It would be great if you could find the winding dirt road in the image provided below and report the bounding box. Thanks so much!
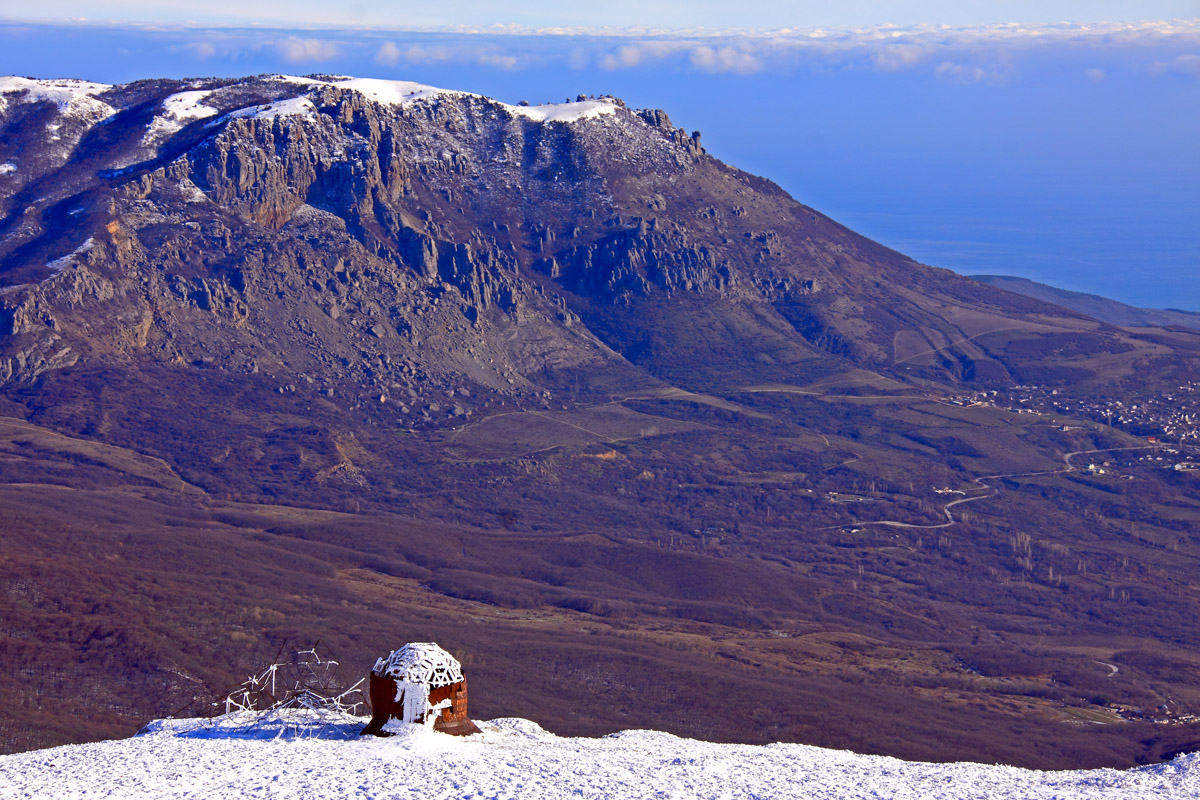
[830,445,1157,531]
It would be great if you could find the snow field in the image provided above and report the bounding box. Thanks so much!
[162,90,219,124]
[505,99,618,123]
[329,76,617,122]
[231,96,320,121]
[269,74,618,124]
[0,712,1196,800]
[140,90,220,146]
[0,77,114,124]
[333,77,465,107]
[1,74,619,137]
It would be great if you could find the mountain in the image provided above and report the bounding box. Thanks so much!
[972,274,1200,331]
[2,74,1180,395]
[2,75,1200,768]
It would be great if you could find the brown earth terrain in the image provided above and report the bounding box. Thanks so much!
[1,75,1199,767]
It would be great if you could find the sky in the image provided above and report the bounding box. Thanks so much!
[1,3,1198,310]
[8,0,1200,28]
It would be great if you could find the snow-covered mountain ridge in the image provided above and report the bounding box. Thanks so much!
[0,74,619,125]
[0,711,1197,799]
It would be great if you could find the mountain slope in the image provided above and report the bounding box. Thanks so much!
[0,74,1175,397]
[2,75,1200,767]
[972,274,1200,331]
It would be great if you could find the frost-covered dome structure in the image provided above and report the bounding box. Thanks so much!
[360,641,479,737]
[375,642,464,687]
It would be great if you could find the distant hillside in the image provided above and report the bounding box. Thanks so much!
[972,275,1200,330]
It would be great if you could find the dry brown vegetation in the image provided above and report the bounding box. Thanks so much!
[3,363,1200,768]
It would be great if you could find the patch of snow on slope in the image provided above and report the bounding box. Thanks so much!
[45,238,94,276]
[272,75,616,124]
[143,90,219,146]
[0,76,114,125]
[231,96,318,121]
[504,99,619,123]
[162,90,218,124]
[0,162,15,176]
[333,77,462,106]
[0,711,1198,799]
[326,76,618,122]
[263,75,454,105]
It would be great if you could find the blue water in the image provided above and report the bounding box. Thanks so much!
[658,69,1200,311]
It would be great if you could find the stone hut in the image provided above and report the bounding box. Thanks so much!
[360,642,480,736]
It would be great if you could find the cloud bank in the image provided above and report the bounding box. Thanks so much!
[343,20,1200,80]
[278,37,339,63]
[10,17,1199,81]
[557,20,1200,79]
[372,40,525,70]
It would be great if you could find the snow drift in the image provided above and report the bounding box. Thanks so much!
[0,710,1196,799]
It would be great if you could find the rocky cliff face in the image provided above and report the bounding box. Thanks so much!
[0,74,1183,414]
[0,78,641,413]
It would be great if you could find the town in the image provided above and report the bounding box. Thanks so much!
[947,381,1200,467]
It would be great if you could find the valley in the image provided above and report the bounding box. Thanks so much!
[1,74,1198,768]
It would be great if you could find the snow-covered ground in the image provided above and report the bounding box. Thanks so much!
[0,76,115,136]
[230,95,320,121]
[267,75,619,123]
[0,711,1195,799]
[142,89,220,145]
[1,74,618,133]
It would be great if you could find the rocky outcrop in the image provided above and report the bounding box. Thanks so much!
[537,219,732,301]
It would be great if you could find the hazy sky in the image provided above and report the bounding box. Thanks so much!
[9,0,1200,28]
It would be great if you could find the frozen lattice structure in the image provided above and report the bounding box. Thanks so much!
[361,642,480,737]
[215,646,365,718]
[165,644,366,740]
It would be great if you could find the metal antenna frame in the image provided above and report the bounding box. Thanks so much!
[169,640,368,739]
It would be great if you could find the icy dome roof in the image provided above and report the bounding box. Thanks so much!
[374,642,464,687]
